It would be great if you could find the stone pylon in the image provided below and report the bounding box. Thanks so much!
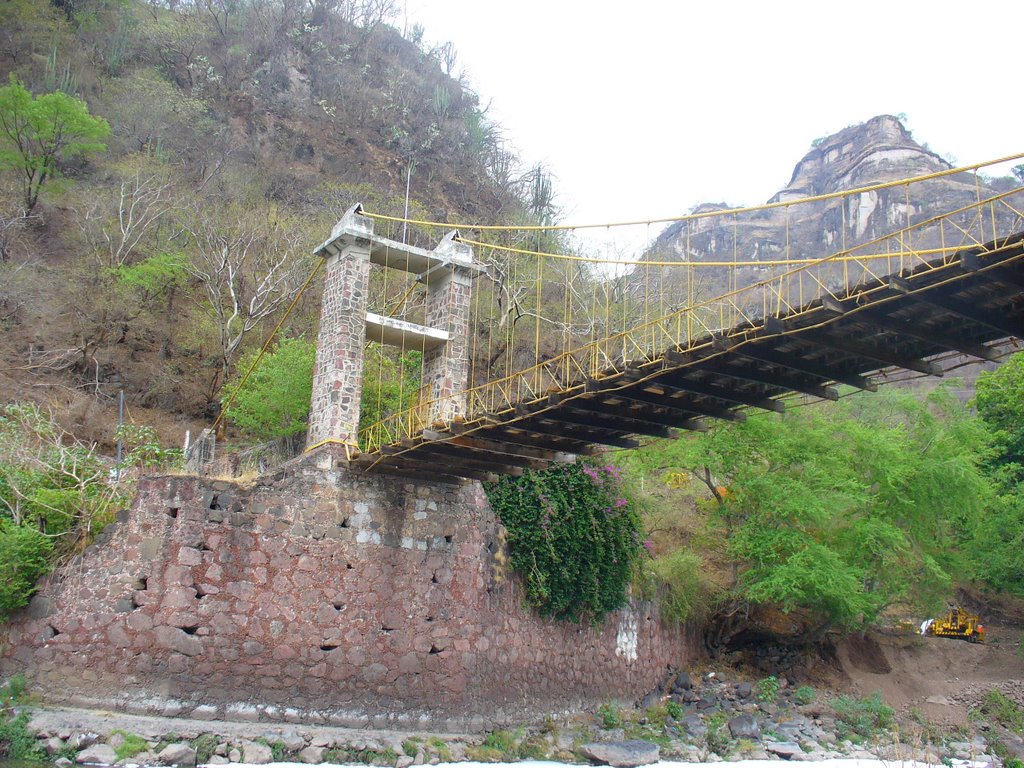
[422,232,475,424]
[307,205,478,455]
[306,205,373,452]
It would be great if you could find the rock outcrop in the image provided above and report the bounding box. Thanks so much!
[642,115,1021,302]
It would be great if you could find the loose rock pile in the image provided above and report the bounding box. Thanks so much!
[12,670,1018,768]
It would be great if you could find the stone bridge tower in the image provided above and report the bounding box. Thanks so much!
[306,204,477,454]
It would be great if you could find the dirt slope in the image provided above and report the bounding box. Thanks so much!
[836,625,1023,725]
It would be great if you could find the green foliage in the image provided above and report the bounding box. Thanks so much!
[665,699,684,720]
[0,710,43,760]
[481,730,516,754]
[359,345,421,448]
[0,75,110,211]
[191,733,219,764]
[704,710,732,756]
[794,685,816,705]
[269,740,287,761]
[115,423,182,470]
[221,337,316,441]
[831,692,894,741]
[596,700,622,729]
[426,737,451,762]
[972,352,1024,593]
[653,550,718,623]
[979,689,1024,735]
[0,521,53,619]
[975,352,1024,472]
[0,674,27,706]
[0,402,139,618]
[756,675,779,702]
[112,731,148,761]
[485,462,643,622]
[401,738,420,757]
[113,252,188,298]
[620,386,990,629]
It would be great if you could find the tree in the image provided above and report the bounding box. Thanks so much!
[221,337,316,441]
[974,351,1024,474]
[183,204,312,391]
[0,75,110,212]
[620,386,991,635]
[971,352,1024,593]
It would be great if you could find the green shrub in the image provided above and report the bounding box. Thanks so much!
[0,711,44,760]
[666,700,684,720]
[112,731,148,760]
[485,462,643,622]
[757,675,779,703]
[0,521,53,619]
[597,701,622,729]
[401,738,421,757]
[831,692,894,741]
[704,711,732,756]
[652,550,718,624]
[191,733,219,764]
[980,689,1024,734]
[0,674,27,705]
[794,685,816,705]
[426,737,451,762]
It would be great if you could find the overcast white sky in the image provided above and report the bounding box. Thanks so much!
[401,0,1021,252]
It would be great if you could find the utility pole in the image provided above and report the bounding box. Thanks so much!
[115,388,124,480]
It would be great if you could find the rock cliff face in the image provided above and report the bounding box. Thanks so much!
[773,115,949,201]
[643,116,1019,303]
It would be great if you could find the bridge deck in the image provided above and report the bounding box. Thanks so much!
[350,233,1024,483]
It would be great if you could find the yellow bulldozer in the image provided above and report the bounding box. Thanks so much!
[922,607,985,643]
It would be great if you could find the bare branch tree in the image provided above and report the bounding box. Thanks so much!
[80,171,177,269]
[184,206,310,390]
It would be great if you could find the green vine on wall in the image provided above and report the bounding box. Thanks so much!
[484,462,644,623]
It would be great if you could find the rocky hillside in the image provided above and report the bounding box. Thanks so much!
[0,0,537,448]
[644,115,1021,299]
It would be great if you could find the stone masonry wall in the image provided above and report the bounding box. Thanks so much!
[1,452,694,731]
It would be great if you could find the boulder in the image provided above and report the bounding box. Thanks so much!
[242,741,274,765]
[55,759,73,768]
[680,714,707,738]
[279,733,306,752]
[300,746,327,764]
[728,714,761,740]
[735,681,753,699]
[671,671,693,692]
[75,744,118,765]
[765,742,804,759]
[697,690,718,710]
[578,740,660,767]
[158,742,197,767]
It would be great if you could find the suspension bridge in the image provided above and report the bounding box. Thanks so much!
[220,155,1024,484]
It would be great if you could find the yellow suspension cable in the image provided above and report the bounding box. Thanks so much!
[360,152,1024,233]
[455,236,960,267]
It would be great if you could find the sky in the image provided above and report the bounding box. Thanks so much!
[400,0,1022,254]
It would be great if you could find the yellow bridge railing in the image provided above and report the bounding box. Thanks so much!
[358,156,1024,452]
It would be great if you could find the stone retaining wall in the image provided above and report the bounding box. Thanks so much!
[1,449,694,731]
